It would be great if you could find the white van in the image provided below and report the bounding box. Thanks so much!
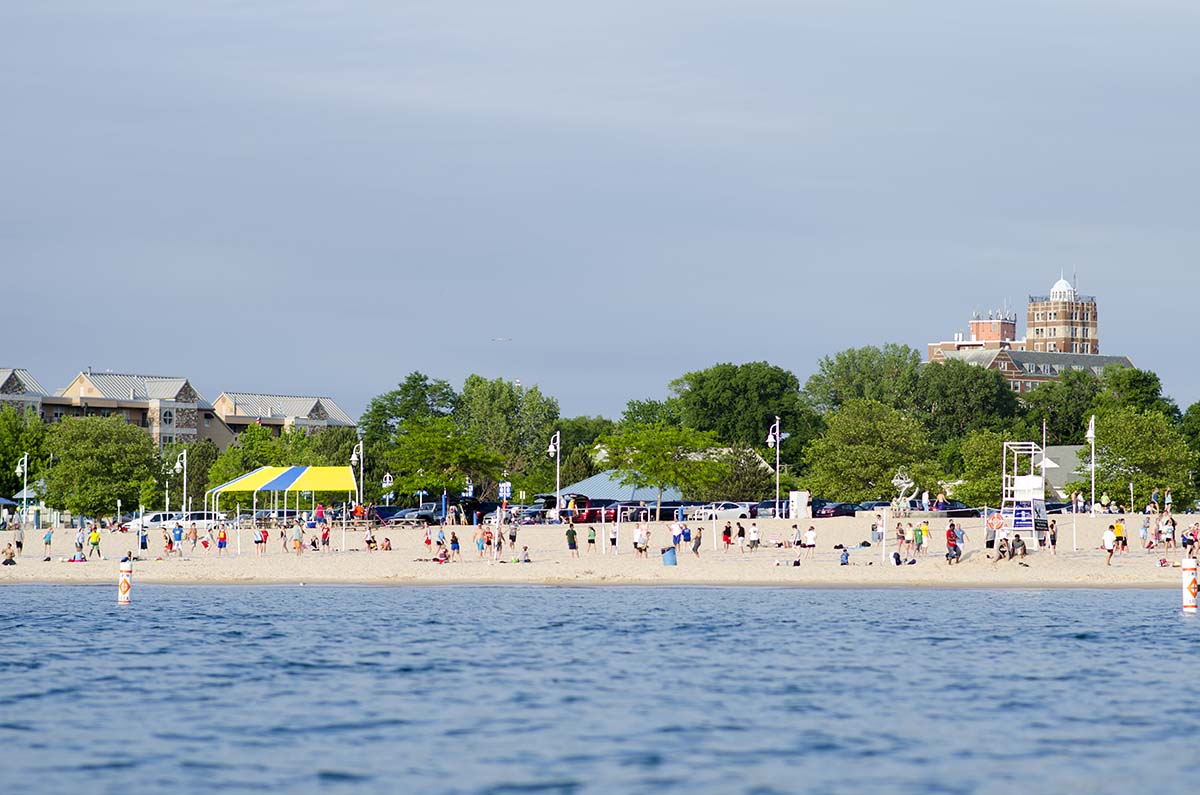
[127,511,182,532]
[179,511,227,531]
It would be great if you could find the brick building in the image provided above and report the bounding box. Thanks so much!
[939,349,1134,395]
[1025,278,1099,354]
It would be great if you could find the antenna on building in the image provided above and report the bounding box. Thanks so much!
[1073,267,1077,291]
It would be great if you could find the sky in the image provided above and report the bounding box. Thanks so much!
[4,1,1199,420]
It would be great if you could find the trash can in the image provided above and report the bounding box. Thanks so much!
[661,546,677,566]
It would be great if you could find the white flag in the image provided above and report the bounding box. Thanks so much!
[1085,415,1096,443]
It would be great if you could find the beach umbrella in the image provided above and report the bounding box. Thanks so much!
[0,496,16,506]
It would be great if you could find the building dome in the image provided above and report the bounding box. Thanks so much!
[1049,276,1076,302]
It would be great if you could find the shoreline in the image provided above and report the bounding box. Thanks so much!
[1,513,1188,591]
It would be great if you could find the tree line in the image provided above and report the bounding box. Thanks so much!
[2,344,1198,518]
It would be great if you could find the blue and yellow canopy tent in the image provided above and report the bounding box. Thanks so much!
[205,466,359,553]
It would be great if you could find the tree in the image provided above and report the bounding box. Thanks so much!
[1022,369,1101,445]
[688,445,774,502]
[949,430,1006,508]
[803,344,922,414]
[1093,366,1180,421]
[455,375,559,492]
[801,399,938,503]
[44,416,157,518]
[670,361,822,465]
[913,359,1021,445]
[385,416,503,498]
[1182,401,1200,458]
[619,398,681,428]
[559,415,616,452]
[0,404,48,500]
[360,372,457,445]
[206,423,280,491]
[1067,408,1198,509]
[561,445,596,486]
[598,423,724,512]
[161,439,220,512]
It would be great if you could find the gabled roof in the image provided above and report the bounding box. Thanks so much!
[940,349,1133,377]
[68,372,208,405]
[217,392,356,426]
[0,368,49,397]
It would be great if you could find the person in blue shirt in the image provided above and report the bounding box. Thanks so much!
[171,522,184,557]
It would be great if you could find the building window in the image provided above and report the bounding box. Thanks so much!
[162,409,174,426]
[161,435,174,446]
[1011,382,1020,391]
[1025,381,1033,391]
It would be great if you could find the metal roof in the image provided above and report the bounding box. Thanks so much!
[0,368,49,397]
[218,392,356,426]
[941,349,1134,376]
[73,372,208,404]
[559,470,682,503]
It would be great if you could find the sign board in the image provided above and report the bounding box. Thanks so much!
[987,513,1005,531]
[382,473,394,488]
[461,483,474,498]
[499,481,512,500]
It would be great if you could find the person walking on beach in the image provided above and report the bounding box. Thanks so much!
[747,522,760,553]
[904,523,916,559]
[566,523,579,558]
[1047,520,1056,555]
[1103,525,1116,566]
[722,522,732,553]
[736,522,746,553]
[609,523,618,554]
[449,531,461,561]
[587,525,596,552]
[1113,518,1126,555]
[216,526,228,556]
[291,522,304,556]
[1165,487,1173,513]
[945,523,961,564]
[473,527,484,558]
[803,526,817,560]
[42,527,52,559]
[171,523,184,557]
[692,525,703,557]
[88,524,102,559]
[74,526,85,556]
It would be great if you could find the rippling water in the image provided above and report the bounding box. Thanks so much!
[0,586,1191,794]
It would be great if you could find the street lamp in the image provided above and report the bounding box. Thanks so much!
[547,431,561,523]
[173,449,188,515]
[350,440,365,506]
[765,416,782,519]
[15,452,28,521]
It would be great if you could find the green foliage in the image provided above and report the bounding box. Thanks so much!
[670,361,820,465]
[1022,369,1101,444]
[561,445,596,486]
[599,423,724,509]
[161,439,220,512]
[803,344,922,414]
[360,371,457,444]
[913,359,1021,445]
[456,375,559,478]
[619,398,682,428]
[44,417,156,517]
[385,416,503,497]
[559,416,616,452]
[949,430,1006,508]
[1182,402,1200,457]
[1067,407,1198,508]
[688,445,774,502]
[1094,366,1180,420]
[205,423,280,490]
[0,404,48,499]
[801,399,937,503]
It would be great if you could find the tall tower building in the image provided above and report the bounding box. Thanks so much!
[1026,275,1099,354]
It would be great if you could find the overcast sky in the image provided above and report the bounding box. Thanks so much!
[4,1,1198,420]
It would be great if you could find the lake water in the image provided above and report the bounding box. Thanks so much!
[0,585,1192,794]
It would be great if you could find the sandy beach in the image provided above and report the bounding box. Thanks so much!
[0,513,1190,588]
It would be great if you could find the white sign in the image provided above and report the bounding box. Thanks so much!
[499,481,512,499]
[382,472,394,488]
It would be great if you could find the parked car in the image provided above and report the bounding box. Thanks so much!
[906,499,979,518]
[754,498,790,519]
[572,498,617,523]
[813,502,863,518]
[127,511,182,532]
[858,500,893,511]
[690,501,755,521]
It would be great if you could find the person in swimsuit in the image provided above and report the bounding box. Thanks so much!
[691,526,703,557]
[449,531,461,561]
[587,526,596,552]
[722,522,732,552]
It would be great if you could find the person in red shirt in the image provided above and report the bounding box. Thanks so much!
[945,522,962,565]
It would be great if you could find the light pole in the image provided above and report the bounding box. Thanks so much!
[350,440,365,507]
[382,472,394,506]
[546,431,561,523]
[1086,414,1096,515]
[15,452,28,521]
[174,449,188,516]
[765,416,782,519]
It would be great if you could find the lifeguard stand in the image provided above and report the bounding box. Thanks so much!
[1001,441,1049,547]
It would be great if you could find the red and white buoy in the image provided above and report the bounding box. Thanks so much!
[1183,558,1197,614]
[118,559,133,605]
